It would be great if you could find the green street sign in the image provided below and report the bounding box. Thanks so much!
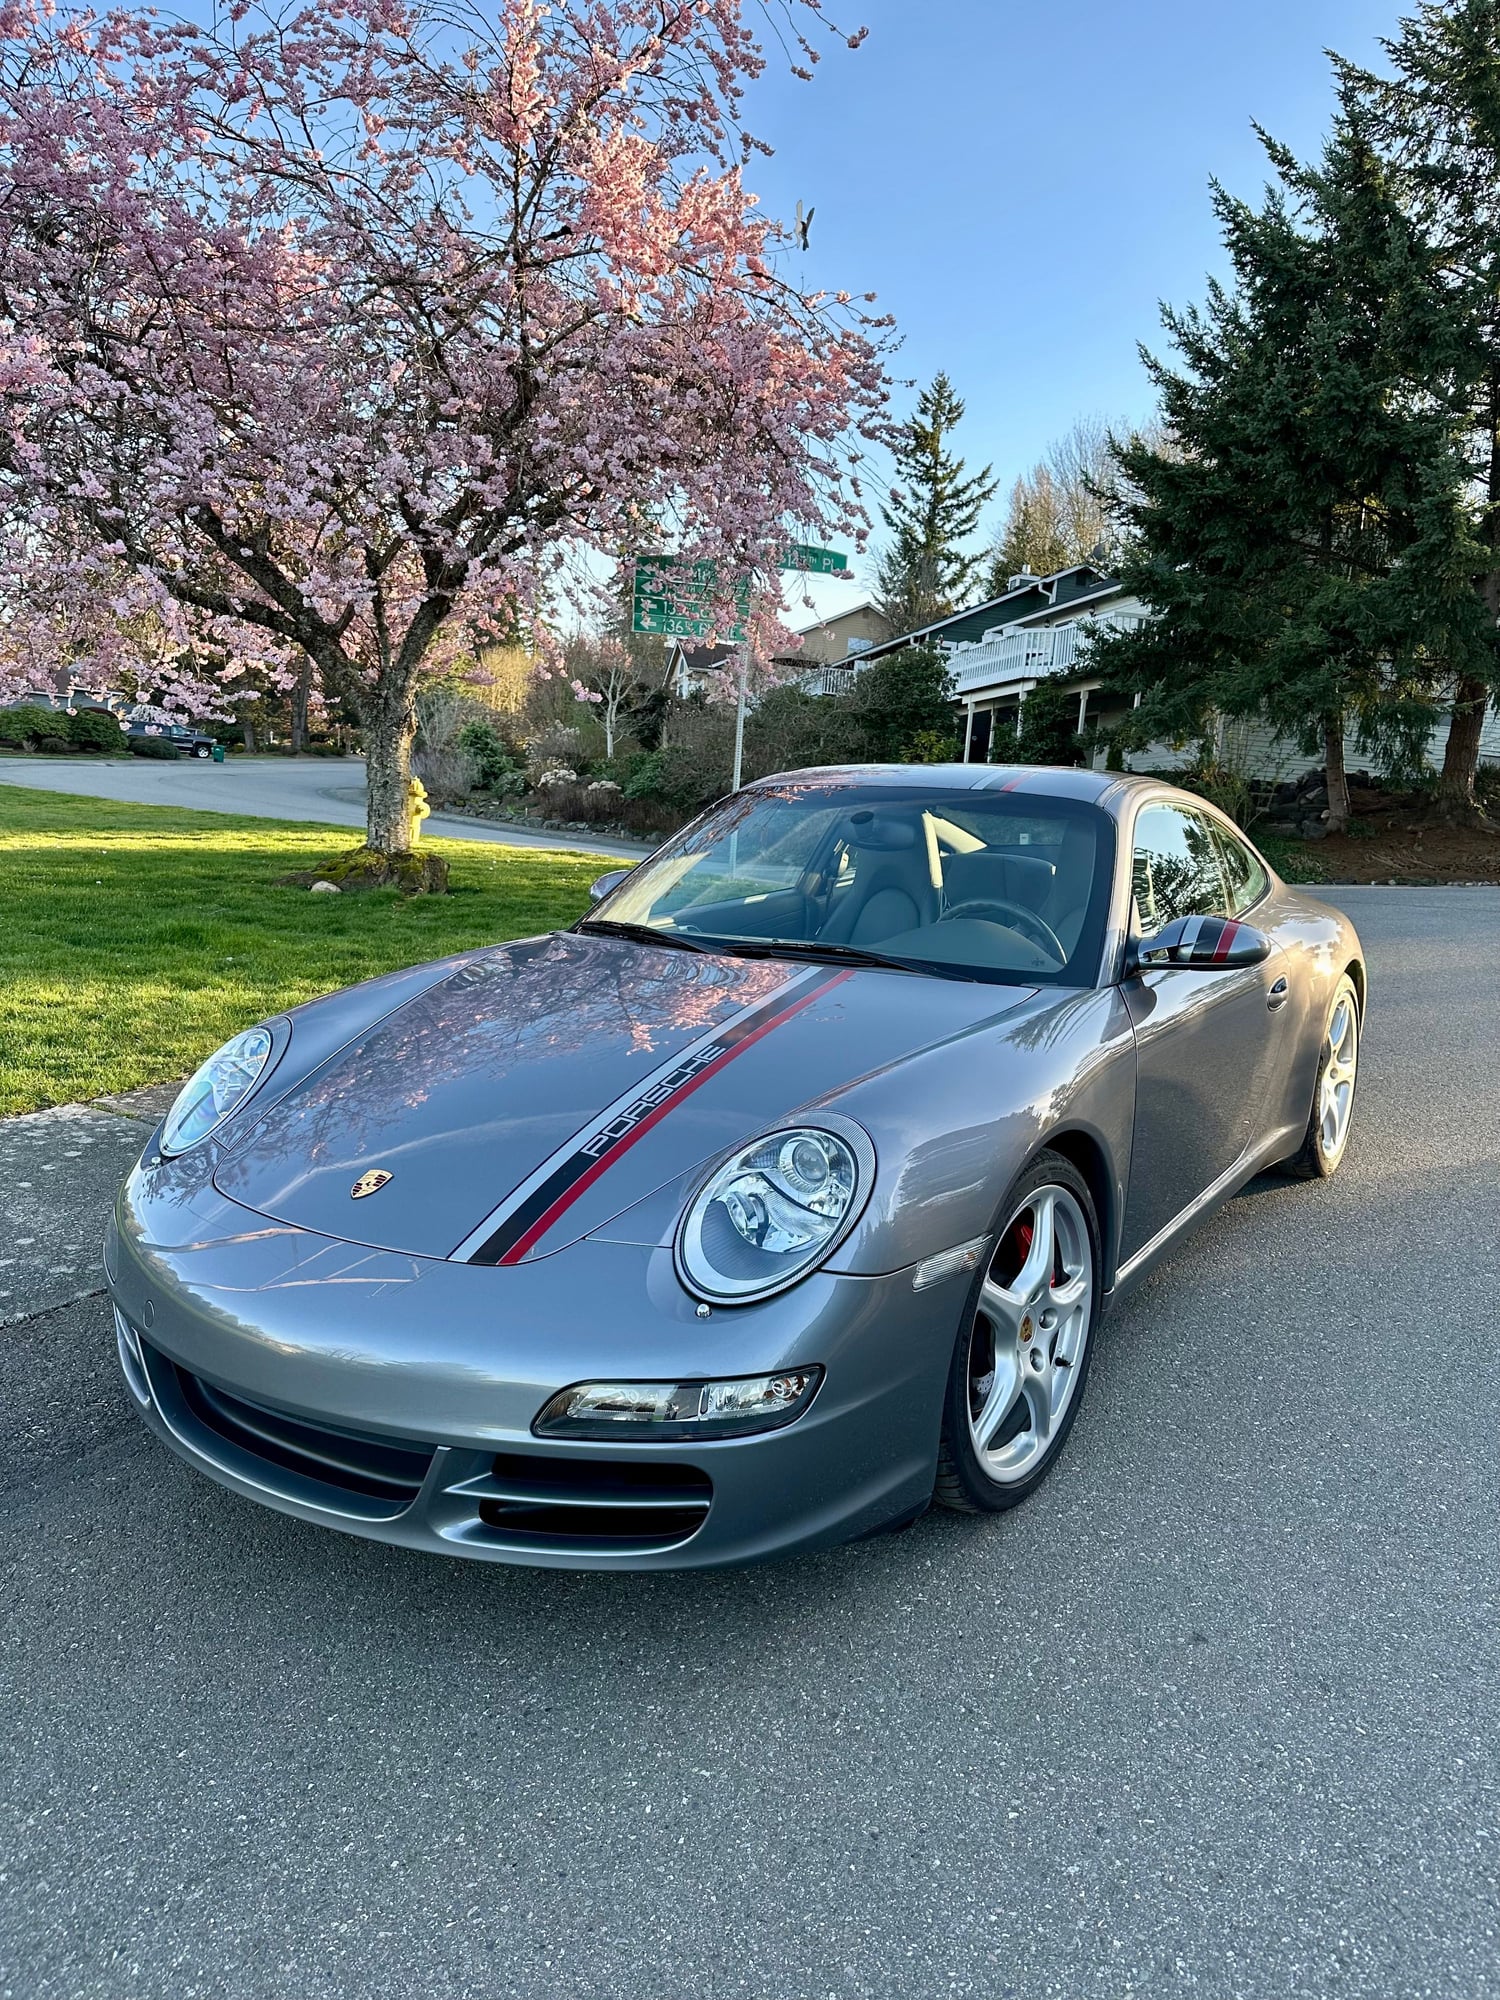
[629,547,846,640]
[778,544,848,575]
[631,556,749,642]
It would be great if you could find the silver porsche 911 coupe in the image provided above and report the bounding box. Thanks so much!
[105,765,1364,1569]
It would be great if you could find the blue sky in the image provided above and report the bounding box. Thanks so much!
[753,0,1393,621]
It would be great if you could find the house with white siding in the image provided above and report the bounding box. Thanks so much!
[852,564,1500,777]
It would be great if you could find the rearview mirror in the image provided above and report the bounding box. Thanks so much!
[589,869,629,904]
[1130,915,1271,973]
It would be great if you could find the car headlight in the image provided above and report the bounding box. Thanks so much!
[160,1026,276,1155]
[676,1124,871,1303]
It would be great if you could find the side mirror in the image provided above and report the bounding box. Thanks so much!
[589,868,629,904]
[1129,915,1271,973]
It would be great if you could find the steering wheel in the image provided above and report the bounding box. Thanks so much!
[939,897,1067,965]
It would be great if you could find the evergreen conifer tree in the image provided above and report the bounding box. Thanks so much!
[1338,1,1500,812]
[1094,103,1486,832]
[876,374,997,632]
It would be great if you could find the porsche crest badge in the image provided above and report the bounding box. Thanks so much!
[350,1169,394,1200]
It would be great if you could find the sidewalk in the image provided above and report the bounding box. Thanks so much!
[0,1094,169,1326]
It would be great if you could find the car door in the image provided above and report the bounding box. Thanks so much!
[1119,800,1289,1258]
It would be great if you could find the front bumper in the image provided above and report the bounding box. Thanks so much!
[105,1169,960,1571]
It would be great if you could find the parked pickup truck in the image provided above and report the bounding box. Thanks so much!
[125,721,218,759]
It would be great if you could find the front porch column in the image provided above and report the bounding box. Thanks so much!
[963,701,975,762]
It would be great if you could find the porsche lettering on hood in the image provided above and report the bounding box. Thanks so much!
[211,933,1034,1260]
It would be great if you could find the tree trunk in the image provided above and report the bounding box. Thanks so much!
[241,715,256,753]
[1443,382,1500,817]
[365,702,416,854]
[290,655,311,754]
[1437,674,1489,816]
[1324,714,1350,836]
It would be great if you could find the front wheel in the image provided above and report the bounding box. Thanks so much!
[192,744,212,759]
[935,1151,1101,1514]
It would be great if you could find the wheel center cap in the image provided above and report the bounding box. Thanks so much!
[1019,1313,1034,1343]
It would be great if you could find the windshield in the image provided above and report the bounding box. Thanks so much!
[588,784,1117,986]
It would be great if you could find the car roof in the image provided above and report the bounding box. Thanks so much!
[749,762,1165,817]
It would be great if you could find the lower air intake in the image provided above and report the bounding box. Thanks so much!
[472,1452,712,1554]
[154,1347,434,1517]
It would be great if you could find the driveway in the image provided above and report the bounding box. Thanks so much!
[0,754,650,860]
[3,887,1498,2000]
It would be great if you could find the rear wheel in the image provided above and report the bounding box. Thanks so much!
[1284,974,1360,1179]
[935,1151,1101,1514]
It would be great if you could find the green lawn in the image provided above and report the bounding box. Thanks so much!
[0,787,603,1114]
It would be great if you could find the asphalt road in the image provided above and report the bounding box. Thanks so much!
[0,754,649,860]
[3,887,1498,2000]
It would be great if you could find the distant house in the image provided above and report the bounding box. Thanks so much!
[786,600,893,694]
[670,603,894,703]
[666,641,740,699]
[856,565,1500,776]
[841,565,1148,761]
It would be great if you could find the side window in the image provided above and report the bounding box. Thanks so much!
[1131,804,1230,932]
[1210,823,1268,915]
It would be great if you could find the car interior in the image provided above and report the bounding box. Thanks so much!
[604,793,1113,982]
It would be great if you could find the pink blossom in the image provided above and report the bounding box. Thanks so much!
[0,0,891,843]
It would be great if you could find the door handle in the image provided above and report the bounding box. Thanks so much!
[1267,976,1290,1011]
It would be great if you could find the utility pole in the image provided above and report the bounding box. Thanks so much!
[731,652,748,790]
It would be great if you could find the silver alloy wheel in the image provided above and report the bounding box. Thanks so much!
[966,1184,1094,1486]
[1319,990,1359,1162]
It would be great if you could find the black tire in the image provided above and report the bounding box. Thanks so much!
[935,1148,1102,1514]
[1282,972,1361,1180]
[193,744,211,759]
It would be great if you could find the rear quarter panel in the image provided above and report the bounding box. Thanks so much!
[1260,883,1366,1143]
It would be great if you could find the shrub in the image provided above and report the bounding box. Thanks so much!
[68,707,126,753]
[0,703,62,747]
[37,733,72,754]
[621,743,728,818]
[410,743,475,805]
[1012,677,1084,767]
[457,719,520,790]
[129,734,181,759]
[742,683,857,779]
[528,723,591,775]
[845,644,959,762]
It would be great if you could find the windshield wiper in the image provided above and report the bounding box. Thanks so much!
[580,922,982,981]
[702,937,939,975]
[576,919,715,954]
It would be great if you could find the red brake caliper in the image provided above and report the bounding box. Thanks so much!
[1005,1215,1034,1285]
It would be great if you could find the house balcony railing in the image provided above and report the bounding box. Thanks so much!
[946,613,1148,699]
[801,663,859,698]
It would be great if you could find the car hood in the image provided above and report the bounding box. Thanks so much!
[212,931,1039,1260]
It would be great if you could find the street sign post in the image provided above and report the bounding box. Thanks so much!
[629,545,851,795]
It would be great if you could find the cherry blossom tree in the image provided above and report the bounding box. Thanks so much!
[0,0,888,859]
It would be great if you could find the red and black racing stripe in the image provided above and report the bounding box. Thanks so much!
[1209,917,1243,962]
[466,967,852,1267]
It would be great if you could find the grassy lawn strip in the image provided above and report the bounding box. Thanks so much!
[0,786,600,1114]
